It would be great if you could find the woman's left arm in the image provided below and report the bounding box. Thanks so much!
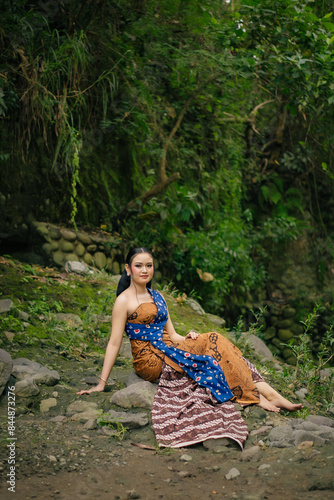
[164,315,200,342]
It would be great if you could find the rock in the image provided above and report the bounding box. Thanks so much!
[83,419,98,430]
[54,313,82,326]
[102,410,149,429]
[180,454,192,462]
[76,232,92,245]
[4,331,15,341]
[297,441,313,450]
[50,416,67,423]
[53,251,65,266]
[206,313,226,327]
[17,310,30,321]
[40,398,57,413]
[64,253,79,262]
[110,381,157,409]
[240,446,262,462]
[126,372,147,386]
[83,253,94,265]
[12,358,60,386]
[67,400,100,422]
[186,298,205,315]
[87,244,97,253]
[60,229,77,241]
[64,261,88,275]
[60,240,75,252]
[263,327,276,340]
[250,425,272,436]
[258,464,271,471]
[93,252,107,270]
[15,377,40,397]
[48,455,57,463]
[75,243,86,257]
[268,426,294,448]
[49,228,61,240]
[202,438,239,450]
[306,415,334,428]
[277,329,294,341]
[295,388,308,400]
[225,467,240,480]
[0,349,13,395]
[293,430,326,446]
[112,261,120,274]
[118,340,132,360]
[42,242,59,254]
[0,298,14,314]
[244,334,274,361]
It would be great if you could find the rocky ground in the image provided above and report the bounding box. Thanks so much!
[0,257,333,499]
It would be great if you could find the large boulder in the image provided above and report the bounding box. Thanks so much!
[0,349,13,396]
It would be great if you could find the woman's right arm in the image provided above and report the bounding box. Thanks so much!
[77,296,128,395]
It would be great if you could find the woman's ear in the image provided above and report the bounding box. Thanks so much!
[125,263,131,277]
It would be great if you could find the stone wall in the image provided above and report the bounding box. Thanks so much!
[32,221,124,274]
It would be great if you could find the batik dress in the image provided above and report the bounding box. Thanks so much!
[125,289,264,448]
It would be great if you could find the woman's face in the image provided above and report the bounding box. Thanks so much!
[128,252,154,286]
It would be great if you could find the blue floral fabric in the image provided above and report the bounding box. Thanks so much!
[125,289,233,404]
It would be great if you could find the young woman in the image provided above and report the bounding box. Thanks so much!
[78,247,302,448]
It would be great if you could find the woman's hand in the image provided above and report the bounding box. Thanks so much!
[186,330,200,340]
[76,382,105,395]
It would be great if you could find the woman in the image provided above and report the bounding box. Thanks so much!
[78,247,302,448]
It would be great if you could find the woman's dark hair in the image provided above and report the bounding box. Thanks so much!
[116,247,154,296]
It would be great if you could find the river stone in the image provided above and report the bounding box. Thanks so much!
[240,446,262,462]
[35,222,49,236]
[225,467,240,480]
[0,349,13,396]
[17,310,29,321]
[263,326,276,340]
[126,372,148,386]
[15,377,40,397]
[42,242,59,254]
[245,334,274,361]
[76,232,92,245]
[277,329,294,341]
[12,358,60,386]
[206,313,226,327]
[103,410,149,429]
[49,227,61,240]
[0,299,14,314]
[40,398,57,413]
[306,415,334,428]
[64,253,79,262]
[291,324,304,335]
[276,318,294,329]
[60,240,75,252]
[55,313,82,325]
[67,400,100,422]
[94,252,107,270]
[83,253,94,265]
[53,251,65,266]
[60,229,77,241]
[112,261,120,274]
[75,243,85,257]
[110,381,157,408]
[186,298,205,315]
[65,261,88,275]
[282,307,296,318]
[87,244,97,253]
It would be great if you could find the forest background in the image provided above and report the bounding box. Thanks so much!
[1,0,334,343]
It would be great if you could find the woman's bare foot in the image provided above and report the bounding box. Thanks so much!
[256,394,281,413]
[255,382,303,412]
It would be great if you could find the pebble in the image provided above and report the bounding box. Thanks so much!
[258,464,271,470]
[180,454,192,462]
[225,467,240,480]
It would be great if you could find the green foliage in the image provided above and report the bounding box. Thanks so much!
[1,0,334,319]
